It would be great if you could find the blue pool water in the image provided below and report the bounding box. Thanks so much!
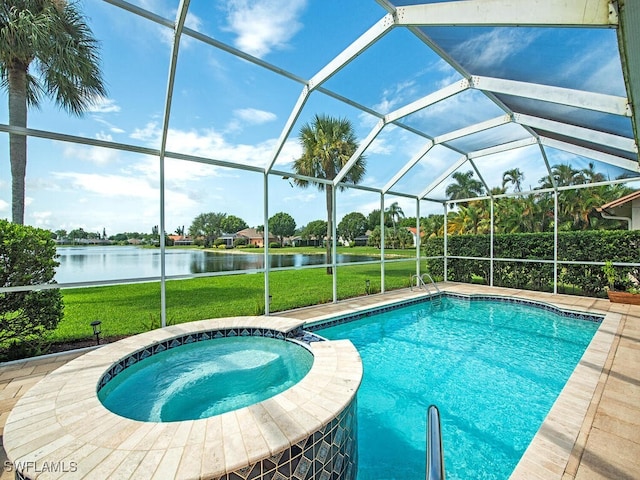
[318,296,600,480]
[98,336,313,422]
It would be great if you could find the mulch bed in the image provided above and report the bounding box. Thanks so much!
[47,335,130,354]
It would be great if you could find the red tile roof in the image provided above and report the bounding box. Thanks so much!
[597,190,640,211]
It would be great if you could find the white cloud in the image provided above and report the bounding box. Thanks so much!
[131,122,161,144]
[52,172,158,199]
[96,132,113,142]
[0,199,8,213]
[130,122,301,168]
[226,108,278,134]
[87,96,121,113]
[224,0,307,57]
[93,117,125,135]
[63,144,120,166]
[452,28,539,74]
[561,37,626,95]
[412,88,501,134]
[372,79,418,114]
[435,60,464,89]
[234,108,277,124]
[31,211,52,228]
[368,137,393,155]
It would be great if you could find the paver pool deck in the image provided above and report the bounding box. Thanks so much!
[0,283,638,479]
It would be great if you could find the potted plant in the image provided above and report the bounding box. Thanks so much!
[602,261,640,305]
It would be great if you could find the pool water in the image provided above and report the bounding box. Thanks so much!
[98,336,313,422]
[318,296,600,480]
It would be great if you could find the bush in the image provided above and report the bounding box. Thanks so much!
[269,242,281,248]
[423,230,640,297]
[0,220,64,358]
[233,237,247,247]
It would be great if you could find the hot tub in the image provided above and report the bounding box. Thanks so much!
[4,316,362,480]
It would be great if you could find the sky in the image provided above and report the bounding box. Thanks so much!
[0,0,637,237]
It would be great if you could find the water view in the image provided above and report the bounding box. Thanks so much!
[55,246,377,284]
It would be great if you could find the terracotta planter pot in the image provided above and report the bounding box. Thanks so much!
[607,290,640,305]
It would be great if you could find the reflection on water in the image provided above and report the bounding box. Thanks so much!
[55,246,376,283]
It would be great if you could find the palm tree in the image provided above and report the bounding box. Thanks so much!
[385,201,404,232]
[539,163,581,189]
[1,1,106,224]
[422,214,444,238]
[580,162,606,184]
[502,168,524,192]
[459,203,488,235]
[292,114,365,273]
[445,170,484,204]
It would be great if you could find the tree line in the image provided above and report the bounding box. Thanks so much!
[420,164,634,238]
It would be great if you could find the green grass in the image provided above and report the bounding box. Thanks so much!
[53,259,420,343]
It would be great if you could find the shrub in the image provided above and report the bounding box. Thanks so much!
[233,237,247,247]
[269,242,281,248]
[0,220,64,358]
[423,230,640,297]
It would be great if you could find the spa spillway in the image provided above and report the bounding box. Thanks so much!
[4,317,362,480]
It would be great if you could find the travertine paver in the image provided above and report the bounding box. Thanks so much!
[0,284,638,479]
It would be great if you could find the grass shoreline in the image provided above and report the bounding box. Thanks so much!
[48,253,422,347]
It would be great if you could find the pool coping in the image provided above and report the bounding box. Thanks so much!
[2,316,363,479]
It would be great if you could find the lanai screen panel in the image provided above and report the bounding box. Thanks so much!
[493,95,634,139]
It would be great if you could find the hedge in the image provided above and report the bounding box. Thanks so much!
[423,230,640,296]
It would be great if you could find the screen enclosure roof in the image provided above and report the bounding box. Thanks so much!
[149,0,640,204]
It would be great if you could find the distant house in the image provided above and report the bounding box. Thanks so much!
[168,235,193,246]
[218,233,238,248]
[354,233,369,246]
[406,227,425,247]
[236,228,276,247]
[292,236,322,247]
[597,190,640,230]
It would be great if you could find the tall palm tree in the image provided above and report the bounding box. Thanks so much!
[385,201,404,232]
[1,1,106,224]
[445,170,484,204]
[502,168,524,192]
[292,114,365,273]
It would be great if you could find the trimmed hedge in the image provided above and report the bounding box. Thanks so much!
[423,230,640,296]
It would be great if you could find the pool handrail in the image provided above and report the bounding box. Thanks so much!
[426,404,445,480]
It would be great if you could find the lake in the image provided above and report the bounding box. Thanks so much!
[55,246,378,284]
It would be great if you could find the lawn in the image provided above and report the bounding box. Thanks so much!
[53,257,422,344]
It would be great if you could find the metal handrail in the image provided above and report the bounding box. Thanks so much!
[421,272,441,294]
[426,405,445,480]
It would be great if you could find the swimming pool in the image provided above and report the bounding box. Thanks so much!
[316,295,601,480]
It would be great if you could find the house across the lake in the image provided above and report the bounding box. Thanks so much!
[236,228,277,247]
[168,235,193,245]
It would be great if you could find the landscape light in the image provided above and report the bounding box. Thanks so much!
[91,320,102,345]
